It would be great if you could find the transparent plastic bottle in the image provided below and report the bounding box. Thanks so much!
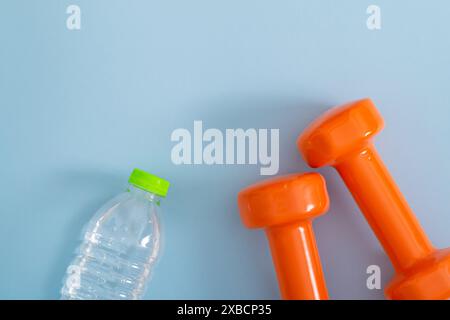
[61,168,170,300]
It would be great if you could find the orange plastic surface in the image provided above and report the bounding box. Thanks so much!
[238,173,329,300]
[298,98,450,300]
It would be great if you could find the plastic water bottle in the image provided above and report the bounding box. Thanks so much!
[61,168,170,300]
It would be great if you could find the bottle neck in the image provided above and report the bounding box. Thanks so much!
[128,184,162,205]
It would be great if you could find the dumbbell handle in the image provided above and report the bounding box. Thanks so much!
[335,144,435,272]
[265,221,328,300]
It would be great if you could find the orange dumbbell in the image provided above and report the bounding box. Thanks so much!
[237,173,329,300]
[298,98,450,299]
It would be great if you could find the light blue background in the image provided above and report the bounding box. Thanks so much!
[0,1,449,299]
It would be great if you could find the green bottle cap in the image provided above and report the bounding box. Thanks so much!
[128,168,170,197]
